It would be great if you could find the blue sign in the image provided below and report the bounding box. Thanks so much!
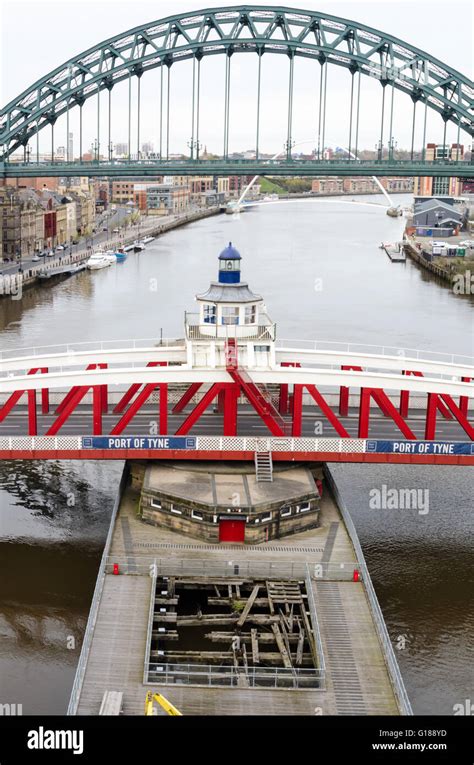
[82,436,197,450]
[366,440,474,456]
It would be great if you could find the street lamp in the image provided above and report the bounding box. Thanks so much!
[284,139,296,161]
[375,141,383,161]
[388,137,397,162]
[187,138,201,161]
[93,139,98,162]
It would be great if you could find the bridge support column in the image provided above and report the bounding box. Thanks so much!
[425,393,474,440]
[459,377,471,417]
[28,390,37,436]
[400,370,452,419]
[291,385,303,437]
[223,384,239,436]
[279,362,300,414]
[339,365,362,416]
[159,384,168,435]
[93,386,102,435]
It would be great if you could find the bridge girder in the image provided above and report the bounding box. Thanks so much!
[1,5,473,157]
[1,159,473,179]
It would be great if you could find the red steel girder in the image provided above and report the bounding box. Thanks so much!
[175,383,226,435]
[111,382,167,436]
[56,363,107,414]
[0,367,48,431]
[425,393,474,440]
[279,362,300,414]
[114,361,166,414]
[225,339,288,436]
[359,388,416,439]
[400,370,452,420]
[339,365,363,417]
[292,384,350,437]
[459,376,471,417]
[171,382,203,414]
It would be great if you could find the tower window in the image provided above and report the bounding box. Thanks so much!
[221,306,239,325]
[245,305,256,324]
[203,304,216,324]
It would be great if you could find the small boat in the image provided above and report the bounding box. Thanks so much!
[104,250,117,264]
[86,251,111,270]
[225,202,243,215]
[142,236,154,244]
[114,249,127,262]
[133,240,146,251]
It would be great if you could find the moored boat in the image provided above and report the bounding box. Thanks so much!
[86,251,111,270]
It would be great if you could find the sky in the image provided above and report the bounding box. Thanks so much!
[1,0,473,157]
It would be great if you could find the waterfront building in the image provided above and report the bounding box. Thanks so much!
[144,183,190,215]
[413,143,464,198]
[413,198,465,234]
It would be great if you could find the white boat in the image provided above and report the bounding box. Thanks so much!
[104,250,117,263]
[86,251,111,270]
[133,240,146,251]
[142,236,154,244]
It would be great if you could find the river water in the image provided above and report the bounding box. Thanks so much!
[0,195,472,714]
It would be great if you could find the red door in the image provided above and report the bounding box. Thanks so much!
[219,518,246,543]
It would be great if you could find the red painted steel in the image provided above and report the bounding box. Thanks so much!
[0,368,47,429]
[46,386,91,435]
[113,362,167,414]
[339,365,363,417]
[279,362,301,414]
[27,390,37,436]
[459,377,471,417]
[111,383,167,436]
[175,383,226,435]
[171,382,203,414]
[400,370,452,419]
[56,363,107,414]
[425,393,474,440]
[359,388,416,439]
[225,339,289,436]
[1,449,473,466]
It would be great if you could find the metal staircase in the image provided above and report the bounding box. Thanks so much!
[255,450,273,482]
[225,338,290,436]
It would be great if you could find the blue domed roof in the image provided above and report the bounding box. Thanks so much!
[218,242,241,260]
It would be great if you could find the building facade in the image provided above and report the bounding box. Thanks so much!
[413,144,464,198]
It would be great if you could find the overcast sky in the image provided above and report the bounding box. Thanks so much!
[1,0,473,156]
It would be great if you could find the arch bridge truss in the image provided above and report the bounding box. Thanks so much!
[1,5,472,176]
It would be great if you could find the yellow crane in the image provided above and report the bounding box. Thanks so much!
[144,691,182,716]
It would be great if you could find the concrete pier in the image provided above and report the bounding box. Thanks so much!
[68,462,411,717]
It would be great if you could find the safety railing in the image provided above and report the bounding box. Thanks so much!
[324,466,413,716]
[276,339,474,366]
[0,336,182,361]
[67,463,130,716]
[105,556,361,581]
[146,661,323,689]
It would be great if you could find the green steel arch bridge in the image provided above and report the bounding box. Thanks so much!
[1,5,473,178]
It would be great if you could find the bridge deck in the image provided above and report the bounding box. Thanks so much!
[74,477,400,716]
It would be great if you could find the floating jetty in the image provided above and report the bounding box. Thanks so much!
[38,262,87,281]
[381,242,406,262]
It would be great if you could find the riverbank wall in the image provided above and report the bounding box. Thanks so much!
[0,206,222,299]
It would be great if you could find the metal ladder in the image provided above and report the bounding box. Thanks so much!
[255,450,273,482]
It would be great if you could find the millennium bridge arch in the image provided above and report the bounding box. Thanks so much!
[1,5,472,172]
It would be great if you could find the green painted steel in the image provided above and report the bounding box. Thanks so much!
[1,158,472,178]
[1,5,473,158]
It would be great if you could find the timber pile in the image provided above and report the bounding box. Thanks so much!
[148,576,319,680]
